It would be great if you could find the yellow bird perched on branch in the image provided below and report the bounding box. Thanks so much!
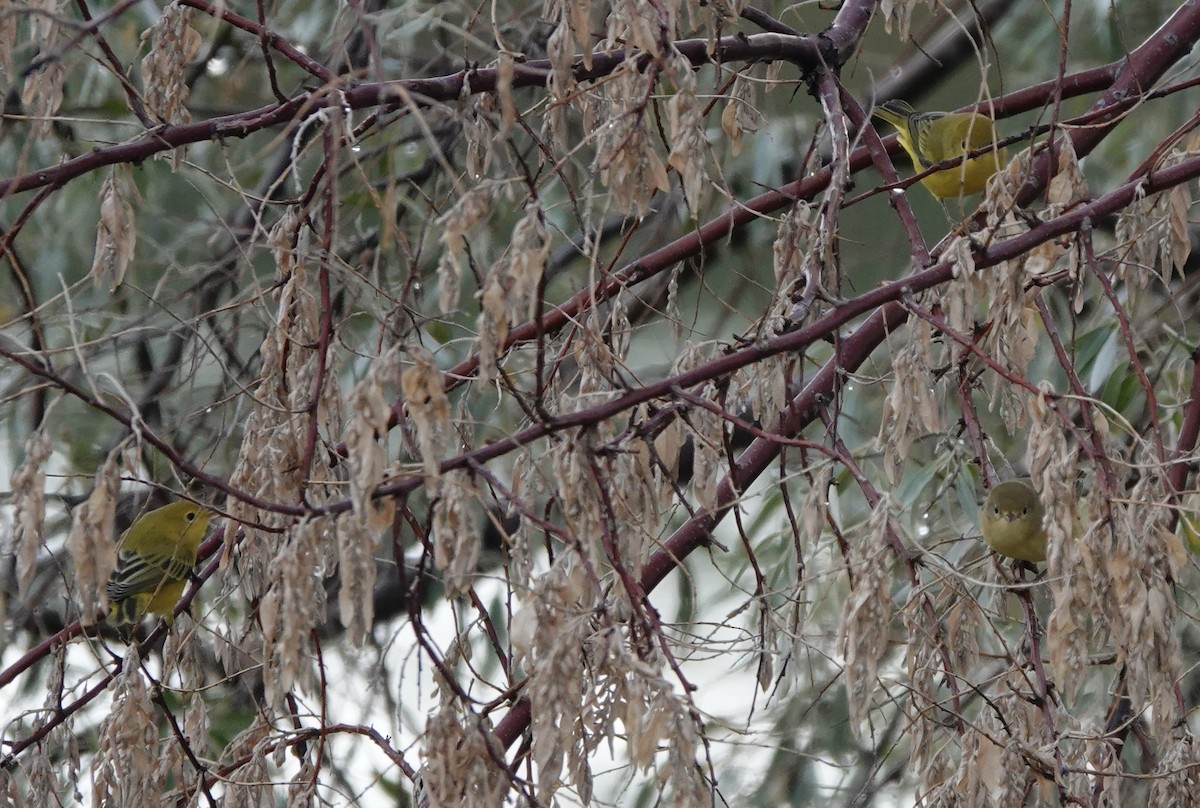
[979,479,1047,563]
[873,100,1006,199]
[106,500,213,627]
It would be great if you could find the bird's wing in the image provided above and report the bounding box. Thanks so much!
[106,543,193,601]
[911,113,946,169]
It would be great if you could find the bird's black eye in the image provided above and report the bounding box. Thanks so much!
[186,511,196,522]
[992,505,1000,515]
[1022,506,1028,516]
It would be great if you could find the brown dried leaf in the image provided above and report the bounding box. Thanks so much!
[879,0,928,38]
[1027,391,1094,699]
[0,766,18,805]
[545,20,578,142]
[19,1,64,138]
[1148,733,1200,805]
[345,347,400,530]
[401,345,451,495]
[91,169,137,292]
[11,425,52,597]
[433,470,479,597]
[1167,180,1193,277]
[689,403,722,513]
[878,336,939,484]
[222,269,339,598]
[605,0,663,56]
[92,651,162,805]
[496,52,517,134]
[140,4,199,126]
[478,203,550,383]
[800,468,831,546]
[652,417,685,488]
[721,74,759,157]
[839,496,895,738]
[21,62,64,140]
[269,206,303,278]
[961,711,1038,805]
[1046,136,1087,211]
[436,187,492,313]
[772,200,812,288]
[421,702,509,806]
[66,450,120,626]
[665,53,707,212]
[1114,163,1193,291]
[260,519,327,706]
[1104,481,1182,734]
[336,508,382,647]
[984,148,1038,223]
[594,65,670,216]
[222,745,271,808]
[464,95,496,181]
[514,558,604,799]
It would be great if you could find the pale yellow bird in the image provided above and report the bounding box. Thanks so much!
[979,478,1047,563]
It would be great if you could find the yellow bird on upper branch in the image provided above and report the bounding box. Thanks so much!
[873,100,1007,199]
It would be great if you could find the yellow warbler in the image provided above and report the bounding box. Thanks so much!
[979,478,1047,563]
[873,100,1006,199]
[106,500,213,626]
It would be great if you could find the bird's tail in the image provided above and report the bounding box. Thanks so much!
[873,99,916,128]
